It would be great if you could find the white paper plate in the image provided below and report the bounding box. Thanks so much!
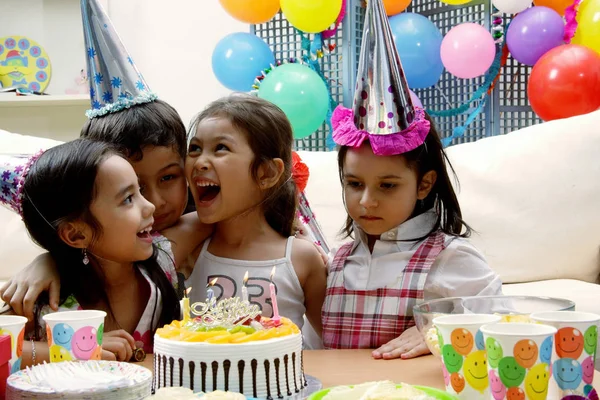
[7,360,152,399]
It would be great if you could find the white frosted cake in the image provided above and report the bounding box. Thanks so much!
[153,297,306,399]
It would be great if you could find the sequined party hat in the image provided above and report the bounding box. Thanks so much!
[331,0,430,156]
[0,151,44,216]
[81,0,157,119]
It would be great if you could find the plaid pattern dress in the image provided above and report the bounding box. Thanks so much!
[322,230,446,349]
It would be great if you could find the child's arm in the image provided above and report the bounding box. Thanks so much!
[372,326,430,360]
[0,253,60,320]
[161,212,213,278]
[291,239,327,336]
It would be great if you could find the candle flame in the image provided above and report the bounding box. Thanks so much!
[243,271,249,285]
[184,286,192,297]
[270,266,276,282]
[207,278,218,287]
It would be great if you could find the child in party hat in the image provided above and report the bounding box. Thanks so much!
[78,0,209,276]
[1,138,181,366]
[321,0,502,358]
[1,0,211,322]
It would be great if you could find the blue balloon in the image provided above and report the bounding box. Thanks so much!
[553,358,582,390]
[53,323,74,351]
[212,32,275,92]
[389,13,444,89]
[475,329,485,351]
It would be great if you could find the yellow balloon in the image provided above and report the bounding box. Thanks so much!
[281,0,343,33]
[572,0,600,55]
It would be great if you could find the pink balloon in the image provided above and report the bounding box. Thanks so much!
[441,23,496,79]
[409,90,423,109]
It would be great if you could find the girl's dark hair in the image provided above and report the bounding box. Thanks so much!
[80,99,187,161]
[338,113,472,240]
[189,94,297,237]
[21,139,180,337]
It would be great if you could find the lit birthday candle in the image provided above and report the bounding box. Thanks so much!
[207,278,218,306]
[242,271,249,303]
[269,266,280,324]
[182,287,192,323]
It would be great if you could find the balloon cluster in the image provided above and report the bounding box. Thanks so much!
[500,0,600,121]
[215,0,600,127]
[214,0,345,139]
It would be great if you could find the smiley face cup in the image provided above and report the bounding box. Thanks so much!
[0,316,27,373]
[480,323,557,400]
[433,314,502,399]
[42,310,106,362]
[530,311,600,399]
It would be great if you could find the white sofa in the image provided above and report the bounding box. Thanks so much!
[1,110,600,313]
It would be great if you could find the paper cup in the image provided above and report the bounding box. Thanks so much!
[0,316,27,373]
[480,323,557,400]
[433,314,502,399]
[43,310,106,362]
[530,311,600,399]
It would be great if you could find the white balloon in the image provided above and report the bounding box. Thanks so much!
[492,0,532,14]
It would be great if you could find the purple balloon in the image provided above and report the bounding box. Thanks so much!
[409,90,423,109]
[506,6,565,66]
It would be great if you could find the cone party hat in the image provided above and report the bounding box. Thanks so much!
[81,0,157,118]
[331,0,430,156]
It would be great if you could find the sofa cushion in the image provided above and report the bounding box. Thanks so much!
[0,130,61,280]
[0,129,61,155]
[503,279,600,315]
[447,110,600,284]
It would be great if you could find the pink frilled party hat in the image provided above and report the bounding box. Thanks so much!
[331,0,430,156]
[0,151,44,216]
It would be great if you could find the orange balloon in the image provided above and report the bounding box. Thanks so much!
[383,0,412,15]
[219,0,280,24]
[533,0,571,15]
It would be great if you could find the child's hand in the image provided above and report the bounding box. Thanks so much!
[372,326,431,360]
[0,253,61,320]
[101,330,136,362]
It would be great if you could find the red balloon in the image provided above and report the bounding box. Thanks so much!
[528,44,600,121]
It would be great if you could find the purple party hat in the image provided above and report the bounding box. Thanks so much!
[81,0,157,118]
[0,151,44,216]
[331,0,430,156]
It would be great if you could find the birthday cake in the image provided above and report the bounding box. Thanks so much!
[153,297,306,399]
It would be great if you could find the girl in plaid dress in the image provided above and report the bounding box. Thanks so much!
[323,0,502,359]
[322,115,502,358]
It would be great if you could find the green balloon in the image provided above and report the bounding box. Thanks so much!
[97,323,104,346]
[486,337,504,368]
[498,356,526,388]
[585,325,598,356]
[442,344,463,374]
[258,63,329,139]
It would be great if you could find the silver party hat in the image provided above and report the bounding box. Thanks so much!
[331,0,430,156]
[353,0,414,134]
[81,0,157,118]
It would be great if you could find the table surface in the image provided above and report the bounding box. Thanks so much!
[139,349,600,391]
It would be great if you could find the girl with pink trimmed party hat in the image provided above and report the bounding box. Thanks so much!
[321,0,502,359]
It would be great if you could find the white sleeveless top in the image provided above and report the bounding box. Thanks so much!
[187,236,306,329]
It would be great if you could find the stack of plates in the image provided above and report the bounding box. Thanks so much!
[7,360,152,399]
